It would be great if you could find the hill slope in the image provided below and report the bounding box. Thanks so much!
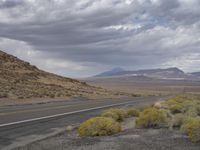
[0,50,122,100]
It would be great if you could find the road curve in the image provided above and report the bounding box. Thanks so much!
[0,96,164,149]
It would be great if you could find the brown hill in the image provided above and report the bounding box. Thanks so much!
[0,50,123,100]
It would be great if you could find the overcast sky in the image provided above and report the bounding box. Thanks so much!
[0,0,200,77]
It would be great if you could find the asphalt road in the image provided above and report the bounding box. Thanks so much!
[0,96,164,150]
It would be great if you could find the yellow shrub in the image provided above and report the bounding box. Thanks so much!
[138,105,153,112]
[185,107,198,117]
[136,107,167,128]
[181,117,200,142]
[126,108,140,117]
[169,114,187,129]
[154,102,164,109]
[168,104,183,114]
[162,95,197,114]
[78,117,121,137]
[101,111,119,121]
[102,108,127,122]
[197,105,200,116]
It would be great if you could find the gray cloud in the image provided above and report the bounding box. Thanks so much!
[0,0,200,77]
[0,0,24,9]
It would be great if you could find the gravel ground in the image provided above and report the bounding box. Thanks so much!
[15,119,200,150]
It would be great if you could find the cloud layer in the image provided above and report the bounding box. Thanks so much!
[0,0,200,77]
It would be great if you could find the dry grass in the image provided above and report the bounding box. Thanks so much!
[78,117,121,137]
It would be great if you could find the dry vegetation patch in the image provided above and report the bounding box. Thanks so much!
[181,117,200,142]
[126,108,140,117]
[78,94,200,143]
[135,107,168,128]
[78,117,121,137]
[101,108,127,122]
[160,95,200,142]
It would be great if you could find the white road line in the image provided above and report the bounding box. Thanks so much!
[0,100,140,128]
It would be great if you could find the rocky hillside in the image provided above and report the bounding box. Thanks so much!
[0,50,123,100]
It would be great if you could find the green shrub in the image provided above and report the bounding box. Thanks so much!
[102,108,127,122]
[78,117,121,137]
[162,95,197,114]
[126,108,140,117]
[169,114,187,129]
[181,117,200,142]
[168,104,183,114]
[185,107,198,117]
[197,106,200,116]
[136,107,167,128]
[101,111,119,121]
[138,105,153,112]
[154,102,161,109]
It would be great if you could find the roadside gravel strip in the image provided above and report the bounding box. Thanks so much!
[0,96,163,150]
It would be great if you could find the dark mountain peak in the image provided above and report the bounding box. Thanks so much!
[135,67,184,73]
[110,67,125,72]
[191,72,200,76]
[165,67,184,73]
[95,67,125,77]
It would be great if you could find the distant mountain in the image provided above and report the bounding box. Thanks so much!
[95,67,125,77]
[191,72,200,77]
[94,67,190,80]
[0,50,121,100]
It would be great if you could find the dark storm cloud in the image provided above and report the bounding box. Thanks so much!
[0,0,24,8]
[0,0,200,77]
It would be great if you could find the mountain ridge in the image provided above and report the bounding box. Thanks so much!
[191,72,200,76]
[95,67,125,77]
[94,67,199,80]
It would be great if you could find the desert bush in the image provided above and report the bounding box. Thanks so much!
[101,111,119,121]
[197,106,200,116]
[160,109,172,119]
[0,92,8,98]
[136,107,167,128]
[181,117,200,142]
[169,114,187,129]
[138,105,153,112]
[126,108,140,117]
[162,95,196,114]
[102,108,127,122]
[78,117,121,137]
[49,94,55,98]
[154,101,164,109]
[168,104,183,114]
[185,107,198,117]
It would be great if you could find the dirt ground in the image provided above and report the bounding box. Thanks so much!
[15,118,200,150]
